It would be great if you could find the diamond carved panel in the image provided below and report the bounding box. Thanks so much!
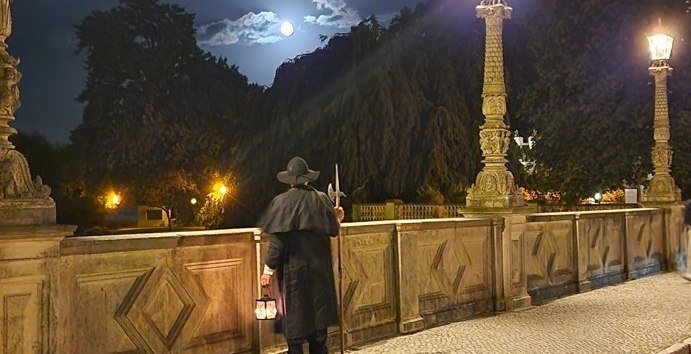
[525,221,574,290]
[115,266,208,353]
[183,259,247,348]
[352,246,388,311]
[431,240,470,299]
[341,253,359,314]
[585,218,624,276]
[632,215,654,262]
[143,278,192,347]
[530,228,558,282]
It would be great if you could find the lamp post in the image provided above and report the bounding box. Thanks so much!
[466,0,524,210]
[642,26,681,204]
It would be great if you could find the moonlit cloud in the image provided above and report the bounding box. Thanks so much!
[197,11,284,47]
[304,0,361,28]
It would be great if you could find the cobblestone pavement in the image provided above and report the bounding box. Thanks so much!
[347,273,691,354]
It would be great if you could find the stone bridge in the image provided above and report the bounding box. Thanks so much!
[0,206,687,353]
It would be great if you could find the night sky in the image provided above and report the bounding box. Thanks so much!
[6,0,443,144]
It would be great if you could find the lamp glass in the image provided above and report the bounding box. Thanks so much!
[255,300,267,320]
[647,33,673,61]
[255,295,277,320]
[266,300,277,319]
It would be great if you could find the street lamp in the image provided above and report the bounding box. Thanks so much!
[642,23,681,204]
[465,0,524,210]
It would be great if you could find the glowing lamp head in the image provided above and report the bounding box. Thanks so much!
[219,185,228,195]
[190,198,197,205]
[255,295,277,320]
[647,32,673,63]
[280,21,294,37]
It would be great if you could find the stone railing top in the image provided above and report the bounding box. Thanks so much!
[345,217,489,227]
[61,227,258,255]
[528,207,662,220]
[61,217,497,255]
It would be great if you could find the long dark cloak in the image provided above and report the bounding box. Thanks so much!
[257,185,340,340]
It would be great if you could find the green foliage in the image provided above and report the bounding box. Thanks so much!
[194,171,237,228]
[512,0,691,203]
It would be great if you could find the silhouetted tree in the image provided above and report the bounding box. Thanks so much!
[71,0,258,226]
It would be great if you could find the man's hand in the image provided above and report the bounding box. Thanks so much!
[334,207,344,222]
[260,274,271,287]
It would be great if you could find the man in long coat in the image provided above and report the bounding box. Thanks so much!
[259,156,344,354]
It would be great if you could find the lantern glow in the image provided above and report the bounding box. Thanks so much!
[255,294,277,320]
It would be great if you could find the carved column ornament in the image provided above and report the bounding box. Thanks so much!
[466,0,524,210]
[642,66,680,204]
[0,0,54,226]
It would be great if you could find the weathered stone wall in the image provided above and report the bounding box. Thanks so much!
[0,207,685,353]
[519,208,667,304]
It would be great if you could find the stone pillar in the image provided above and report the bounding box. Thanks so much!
[642,65,681,204]
[0,0,55,225]
[466,0,524,211]
[394,223,424,333]
[501,214,531,310]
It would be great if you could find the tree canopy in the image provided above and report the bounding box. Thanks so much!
[70,0,259,225]
[50,0,691,228]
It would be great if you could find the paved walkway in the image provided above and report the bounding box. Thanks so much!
[347,273,691,354]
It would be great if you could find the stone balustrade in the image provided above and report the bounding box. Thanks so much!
[0,206,686,353]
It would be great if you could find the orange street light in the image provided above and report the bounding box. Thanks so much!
[104,191,122,209]
[212,182,229,199]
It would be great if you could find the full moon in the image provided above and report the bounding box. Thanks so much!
[280,21,294,36]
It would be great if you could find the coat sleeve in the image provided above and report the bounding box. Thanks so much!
[264,233,286,270]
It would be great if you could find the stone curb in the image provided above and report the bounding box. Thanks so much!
[657,337,691,354]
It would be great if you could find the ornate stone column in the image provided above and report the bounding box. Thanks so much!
[642,64,681,204]
[466,0,523,211]
[0,0,55,226]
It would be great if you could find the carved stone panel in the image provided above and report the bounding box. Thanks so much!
[626,212,665,277]
[524,221,576,295]
[416,225,492,325]
[74,268,148,354]
[581,216,625,283]
[59,232,256,354]
[0,276,46,354]
[336,228,396,346]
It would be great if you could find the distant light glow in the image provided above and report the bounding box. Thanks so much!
[190,198,197,205]
[212,182,229,200]
[105,191,122,209]
[280,21,294,37]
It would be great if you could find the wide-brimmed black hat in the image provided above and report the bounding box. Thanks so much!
[277,156,320,185]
